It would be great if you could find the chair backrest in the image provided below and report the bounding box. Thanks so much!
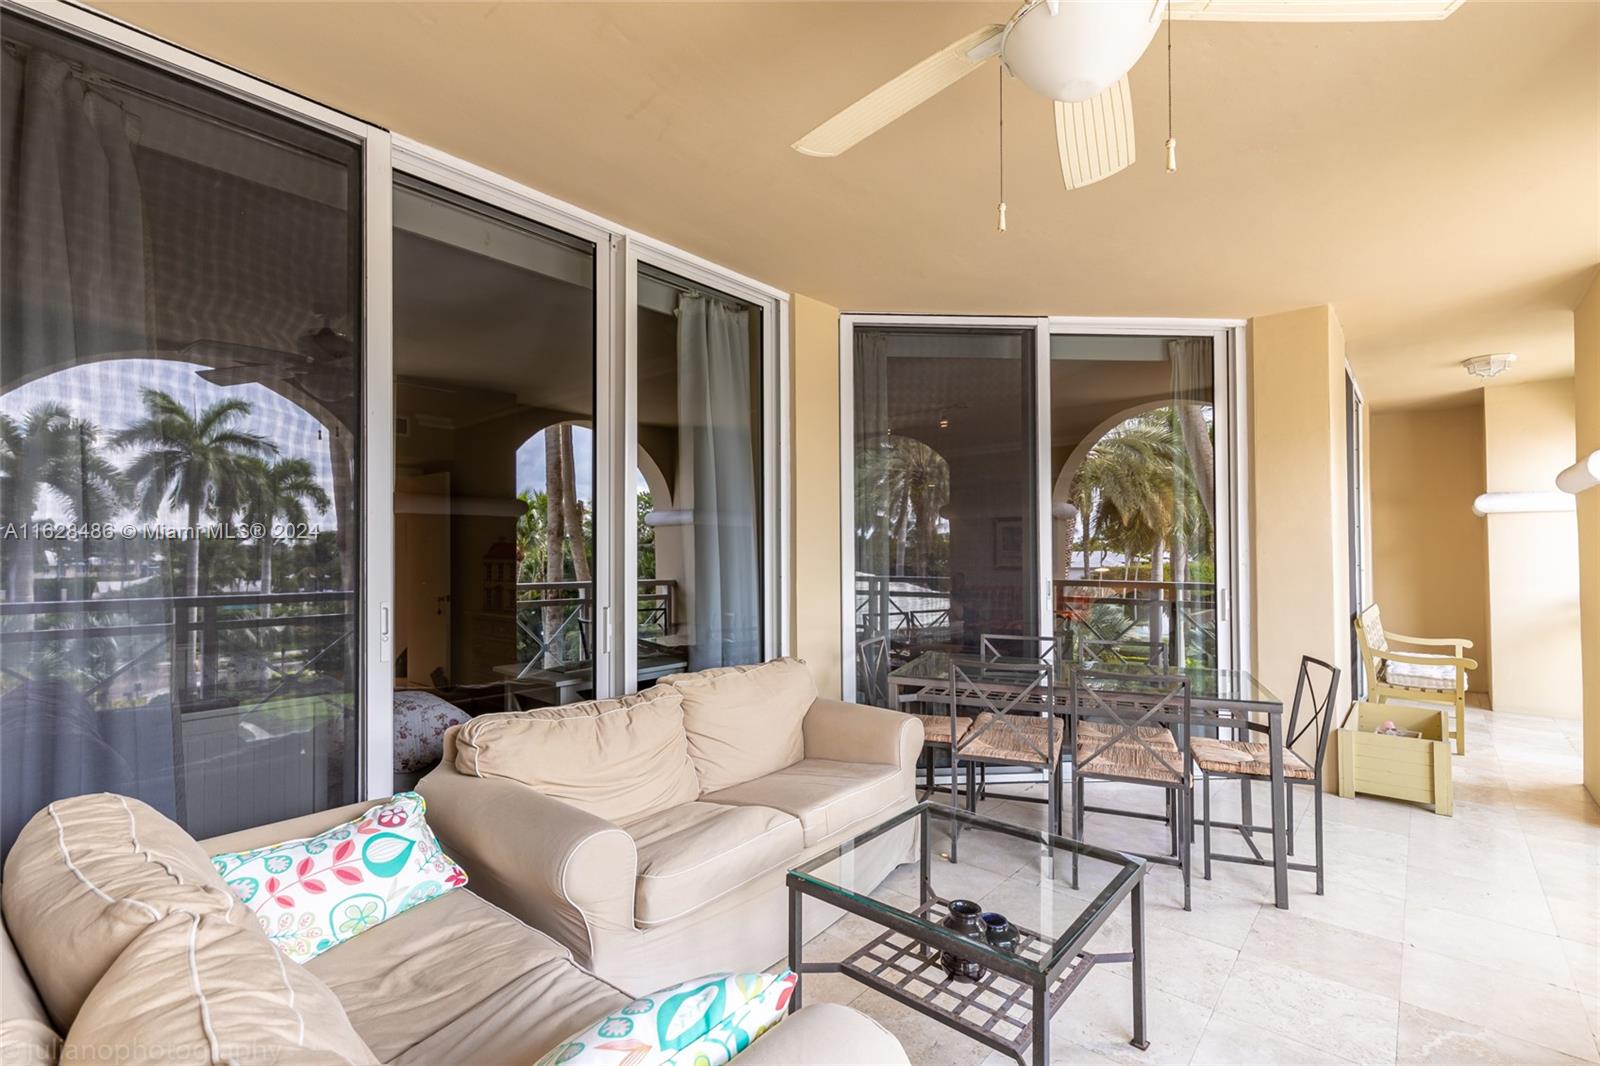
[948,657,1056,765]
[979,633,1058,664]
[1069,668,1193,786]
[1287,654,1342,773]
[1356,604,1387,653]
[855,633,890,707]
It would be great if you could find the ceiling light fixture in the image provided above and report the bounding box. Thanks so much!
[1462,353,1516,380]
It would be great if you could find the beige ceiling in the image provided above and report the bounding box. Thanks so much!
[95,0,1599,408]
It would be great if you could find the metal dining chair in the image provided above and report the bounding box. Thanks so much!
[1196,655,1341,894]
[979,633,1059,664]
[855,632,892,708]
[1068,669,1196,910]
[945,657,1062,862]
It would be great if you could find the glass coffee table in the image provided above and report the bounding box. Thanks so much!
[787,802,1148,1066]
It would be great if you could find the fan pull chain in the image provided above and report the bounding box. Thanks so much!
[1165,1,1178,173]
[997,62,1007,231]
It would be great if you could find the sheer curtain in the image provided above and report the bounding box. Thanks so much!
[1,47,155,856]
[676,294,759,670]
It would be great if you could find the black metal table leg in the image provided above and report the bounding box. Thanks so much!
[788,885,803,1013]
[1268,712,1289,909]
[1032,982,1049,1066]
[1130,880,1148,1050]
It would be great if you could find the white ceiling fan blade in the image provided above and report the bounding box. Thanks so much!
[1055,77,1135,190]
[1169,0,1460,22]
[792,24,1004,157]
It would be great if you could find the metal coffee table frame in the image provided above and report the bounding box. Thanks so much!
[786,803,1149,1065]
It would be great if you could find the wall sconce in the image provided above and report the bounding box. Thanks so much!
[1557,449,1600,495]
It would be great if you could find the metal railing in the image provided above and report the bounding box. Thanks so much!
[1054,578,1217,669]
[854,573,953,645]
[0,590,355,714]
[514,579,678,667]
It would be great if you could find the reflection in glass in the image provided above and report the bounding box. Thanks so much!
[851,327,1038,702]
[635,265,762,683]
[1,16,362,851]
[1049,334,1217,669]
[392,178,595,735]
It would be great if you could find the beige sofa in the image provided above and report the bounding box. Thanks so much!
[0,793,907,1065]
[421,658,923,994]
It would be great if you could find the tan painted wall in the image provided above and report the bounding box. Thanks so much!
[1369,403,1492,692]
[1247,305,1352,754]
[790,295,843,698]
[1573,274,1600,801]
[1482,378,1583,717]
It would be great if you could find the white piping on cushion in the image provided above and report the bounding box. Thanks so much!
[115,794,240,923]
[184,913,226,1065]
[556,827,637,961]
[268,939,305,1048]
[47,803,160,921]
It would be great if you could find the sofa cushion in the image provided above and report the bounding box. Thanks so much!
[211,791,468,963]
[702,759,907,847]
[1382,659,1460,690]
[62,912,377,1065]
[1,913,59,1066]
[453,687,700,825]
[660,658,816,792]
[307,888,616,1063]
[1,794,242,1030]
[625,802,802,928]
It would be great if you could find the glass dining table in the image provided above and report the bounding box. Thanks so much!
[888,651,1292,909]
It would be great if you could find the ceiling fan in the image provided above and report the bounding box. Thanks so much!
[794,0,1461,192]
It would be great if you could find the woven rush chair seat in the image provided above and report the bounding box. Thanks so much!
[958,712,1063,767]
[1074,736,1183,785]
[1077,720,1178,750]
[911,713,975,746]
[1191,737,1315,781]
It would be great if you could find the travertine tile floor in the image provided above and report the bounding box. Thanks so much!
[781,707,1599,1064]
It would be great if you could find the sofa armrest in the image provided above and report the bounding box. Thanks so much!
[802,697,924,770]
[737,1004,909,1066]
[417,757,637,967]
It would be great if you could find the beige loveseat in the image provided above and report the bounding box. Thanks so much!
[0,793,907,1065]
[420,658,923,994]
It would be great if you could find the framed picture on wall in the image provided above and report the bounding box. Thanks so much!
[993,516,1025,570]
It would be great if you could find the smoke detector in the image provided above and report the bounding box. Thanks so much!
[1462,353,1516,380]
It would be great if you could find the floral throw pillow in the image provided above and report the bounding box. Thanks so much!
[211,791,467,962]
[535,971,796,1066]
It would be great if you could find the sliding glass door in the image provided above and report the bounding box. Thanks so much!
[391,176,599,719]
[1,12,367,848]
[1049,331,1226,671]
[842,317,1238,701]
[626,255,777,689]
[848,323,1042,700]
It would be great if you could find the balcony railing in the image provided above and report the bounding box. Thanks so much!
[1054,578,1217,669]
[514,579,678,667]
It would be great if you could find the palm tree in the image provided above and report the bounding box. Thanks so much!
[0,405,122,604]
[114,389,276,610]
[240,457,329,612]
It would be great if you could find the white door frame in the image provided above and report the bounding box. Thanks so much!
[838,313,1251,697]
[623,240,791,690]
[14,0,401,800]
[1047,317,1250,674]
[9,2,792,808]
[837,314,1050,699]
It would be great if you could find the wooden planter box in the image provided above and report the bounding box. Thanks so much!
[1336,702,1453,816]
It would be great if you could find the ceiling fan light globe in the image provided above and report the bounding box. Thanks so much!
[1002,0,1165,102]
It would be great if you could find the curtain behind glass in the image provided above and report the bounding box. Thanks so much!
[1,19,361,856]
[1167,337,1216,668]
[676,295,759,669]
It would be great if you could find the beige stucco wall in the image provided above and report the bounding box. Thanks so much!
[1574,274,1600,801]
[1247,305,1352,752]
[1369,402,1492,692]
[790,295,843,698]
[1482,378,1583,717]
